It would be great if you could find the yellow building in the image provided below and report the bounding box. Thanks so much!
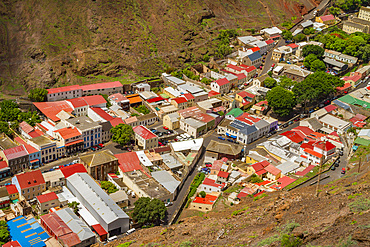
[315,15,335,25]
[189,192,219,212]
[358,6,370,21]
[6,185,19,201]
[163,112,180,130]
[235,91,256,109]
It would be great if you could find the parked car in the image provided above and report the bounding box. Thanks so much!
[163,126,169,130]
[271,63,275,67]
[157,132,164,137]
[205,163,212,167]
[218,136,225,140]
[341,168,346,174]
[168,130,174,134]
[227,139,234,142]
[174,138,178,142]
[150,129,157,133]
[331,166,336,171]
[99,143,104,148]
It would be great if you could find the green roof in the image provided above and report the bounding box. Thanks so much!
[226,108,243,118]
[338,95,370,109]
[160,93,170,99]
[354,137,370,146]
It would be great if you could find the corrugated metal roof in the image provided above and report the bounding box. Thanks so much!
[151,170,180,194]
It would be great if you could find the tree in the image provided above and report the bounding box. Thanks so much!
[203,54,210,62]
[132,197,167,225]
[28,88,48,102]
[293,33,306,42]
[111,124,134,146]
[329,6,341,16]
[282,30,293,40]
[302,45,324,58]
[250,174,263,183]
[329,38,346,52]
[303,54,317,69]
[199,191,206,198]
[135,105,150,114]
[358,44,370,62]
[100,181,118,194]
[264,77,277,88]
[67,201,80,215]
[0,122,10,136]
[310,59,326,72]
[0,221,9,246]
[266,86,296,117]
[280,234,303,247]
[303,27,315,35]
[278,76,295,90]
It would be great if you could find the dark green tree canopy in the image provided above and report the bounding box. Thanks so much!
[282,30,293,40]
[310,59,326,72]
[266,86,295,117]
[264,77,277,89]
[302,45,324,58]
[132,197,167,225]
[28,88,48,102]
[111,124,134,146]
[303,54,318,70]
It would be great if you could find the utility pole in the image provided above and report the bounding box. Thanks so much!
[315,141,327,197]
[358,157,361,173]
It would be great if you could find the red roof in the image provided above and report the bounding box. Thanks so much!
[227,64,244,72]
[264,164,281,176]
[265,39,274,45]
[295,165,315,176]
[251,160,270,172]
[81,95,107,106]
[172,97,187,104]
[109,93,128,103]
[320,14,335,22]
[287,43,298,49]
[28,129,43,138]
[280,131,304,143]
[215,78,230,86]
[92,224,108,236]
[0,160,8,171]
[238,91,255,99]
[291,126,314,136]
[115,152,142,172]
[256,169,267,175]
[300,143,313,150]
[304,148,323,158]
[343,74,361,82]
[65,139,84,147]
[6,184,18,195]
[60,163,87,178]
[133,125,157,140]
[336,83,352,91]
[34,101,74,122]
[90,107,114,121]
[16,170,45,189]
[178,106,203,118]
[354,113,367,121]
[109,118,125,127]
[193,113,215,123]
[255,180,271,186]
[47,85,81,95]
[239,64,257,72]
[37,192,58,203]
[183,93,195,100]
[211,160,223,171]
[236,113,261,124]
[3,241,22,247]
[54,127,81,140]
[14,137,39,155]
[237,73,247,80]
[3,145,28,160]
[217,170,230,178]
[193,194,218,204]
[313,141,336,151]
[146,96,165,103]
[66,98,88,108]
[208,90,221,97]
[248,47,260,52]
[80,81,122,91]
[202,178,225,189]
[19,121,34,134]
[275,176,296,189]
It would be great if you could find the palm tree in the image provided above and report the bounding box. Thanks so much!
[67,201,80,215]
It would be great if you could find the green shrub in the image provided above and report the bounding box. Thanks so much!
[280,234,303,247]
[258,234,280,246]
[349,197,370,212]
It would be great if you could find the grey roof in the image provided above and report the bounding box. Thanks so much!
[254,119,270,129]
[240,125,258,135]
[344,20,367,30]
[109,190,128,203]
[166,76,185,85]
[30,136,55,146]
[178,84,203,94]
[323,57,346,68]
[333,99,350,110]
[276,161,300,175]
[206,140,243,155]
[248,52,262,62]
[359,129,370,138]
[161,153,183,169]
[66,116,100,131]
[109,104,122,112]
[99,121,112,132]
[237,36,258,45]
[166,112,180,122]
[351,17,370,26]
[181,118,206,128]
[55,208,95,242]
[301,20,313,28]
[151,171,180,194]
[230,119,249,130]
[67,173,129,225]
[306,117,323,130]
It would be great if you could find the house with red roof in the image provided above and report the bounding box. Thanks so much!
[235,91,256,109]
[200,178,225,193]
[81,95,107,108]
[336,83,352,94]
[133,125,158,149]
[66,97,88,117]
[108,93,130,110]
[12,170,46,201]
[0,145,29,174]
[80,81,123,96]
[239,64,257,80]
[303,148,323,164]
[217,170,230,183]
[6,184,19,201]
[115,152,144,174]
[313,141,336,157]
[280,130,304,144]
[264,164,282,181]
[251,100,269,115]
[211,78,231,94]
[171,97,188,110]
[271,176,296,190]
[316,14,336,25]
[342,73,362,87]
[60,163,87,178]
[208,90,221,99]
[247,160,270,176]
[0,160,10,180]
[34,101,74,122]
[53,127,83,154]
[88,107,114,122]
[36,192,60,214]
[189,193,219,212]
[18,121,43,139]
[182,93,195,107]
[47,85,83,102]
[14,137,42,169]
[3,241,22,247]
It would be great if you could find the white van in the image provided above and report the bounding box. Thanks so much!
[126,228,136,235]
[107,236,117,242]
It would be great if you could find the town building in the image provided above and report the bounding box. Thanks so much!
[315,14,336,25]
[163,112,180,130]
[108,93,130,110]
[43,169,65,190]
[283,66,312,82]
[180,118,207,138]
[161,73,186,87]
[6,184,19,201]
[28,136,59,163]
[211,78,230,94]
[12,170,46,201]
[200,178,225,193]
[0,145,29,174]
[0,187,10,208]
[47,85,83,102]
[36,192,60,214]
[206,140,243,160]
[190,193,218,212]
[79,149,118,181]
[53,127,83,154]
[235,91,256,109]
[324,49,358,64]
[64,116,102,149]
[133,125,158,149]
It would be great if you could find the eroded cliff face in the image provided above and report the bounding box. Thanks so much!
[0,0,316,95]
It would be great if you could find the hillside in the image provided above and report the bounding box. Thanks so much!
[105,163,370,247]
[0,0,316,96]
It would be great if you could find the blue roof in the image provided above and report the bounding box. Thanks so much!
[8,216,48,247]
[230,119,249,130]
[333,99,350,110]
[248,52,262,62]
[240,125,258,135]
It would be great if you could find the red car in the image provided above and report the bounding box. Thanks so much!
[98,143,104,148]
[158,142,163,146]
[271,63,275,67]
[205,164,212,167]
[163,126,169,130]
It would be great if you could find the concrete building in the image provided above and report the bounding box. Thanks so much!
[134,83,150,93]
[161,73,186,87]
[163,112,180,130]
[324,49,358,64]
[0,145,29,174]
[53,127,83,155]
[65,116,102,149]
[36,192,60,214]
[180,118,207,138]
[318,114,351,134]
[80,81,123,96]
[283,66,312,82]
[47,85,83,102]
[108,93,130,111]
[66,98,89,117]
[43,169,65,190]
[28,136,59,163]
[12,170,46,201]
[133,125,158,149]
[151,171,181,201]
[66,173,130,236]
[211,78,230,94]
[79,150,118,181]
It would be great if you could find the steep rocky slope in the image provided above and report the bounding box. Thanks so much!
[105,164,370,247]
[0,0,316,95]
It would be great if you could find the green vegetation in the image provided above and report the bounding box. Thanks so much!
[302,45,324,58]
[266,86,295,117]
[303,27,315,35]
[0,221,10,246]
[179,241,193,247]
[250,174,263,184]
[231,207,249,217]
[253,193,267,201]
[348,193,362,199]
[135,105,150,114]
[280,234,303,247]
[117,241,132,247]
[28,88,48,102]
[111,124,134,146]
[329,6,341,16]
[278,76,296,90]
[186,173,206,207]
[100,94,112,108]
[285,163,331,190]
[293,33,307,42]
[199,191,206,198]
[259,221,301,246]
[224,184,242,194]
[100,181,118,194]
[334,0,368,11]
[132,197,167,225]
[201,77,212,85]
[282,30,293,40]
[67,201,80,215]
[350,145,370,162]
[215,29,238,58]
[349,197,370,212]
[336,236,357,247]
[264,77,277,89]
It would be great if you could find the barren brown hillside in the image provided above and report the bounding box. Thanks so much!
[0,0,317,96]
[104,163,370,247]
